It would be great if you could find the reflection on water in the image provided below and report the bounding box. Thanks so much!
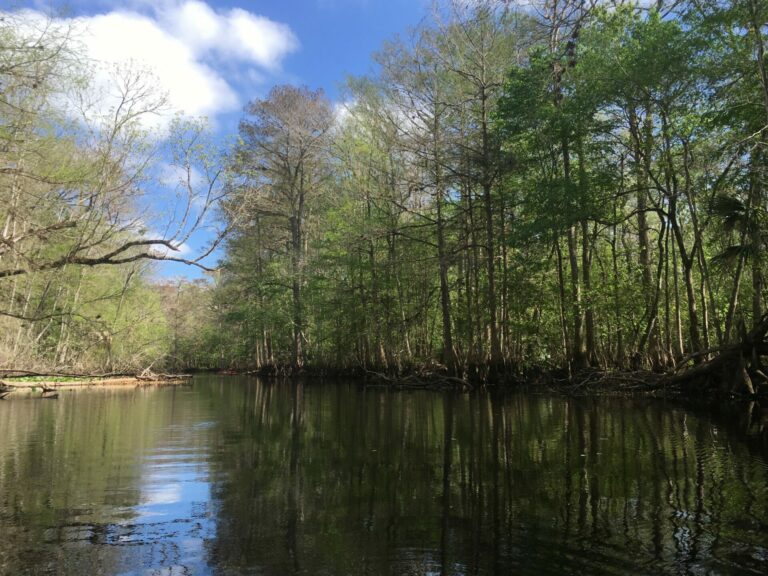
[0,377,766,575]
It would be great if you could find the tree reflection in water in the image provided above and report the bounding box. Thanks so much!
[0,377,766,575]
[207,380,768,575]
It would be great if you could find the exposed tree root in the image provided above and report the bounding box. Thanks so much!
[363,368,474,391]
[662,313,768,397]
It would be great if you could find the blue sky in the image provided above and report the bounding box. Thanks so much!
[38,1,429,108]
[17,0,431,278]
[238,0,430,97]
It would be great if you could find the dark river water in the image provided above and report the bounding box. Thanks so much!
[0,376,767,575]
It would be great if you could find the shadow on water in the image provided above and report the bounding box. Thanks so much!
[0,377,766,575]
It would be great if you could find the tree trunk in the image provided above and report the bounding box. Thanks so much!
[290,212,304,372]
[630,106,661,367]
[436,188,457,375]
[480,86,502,369]
[563,138,587,369]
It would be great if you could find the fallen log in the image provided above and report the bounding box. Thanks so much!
[0,370,191,391]
[663,312,768,395]
[0,370,135,379]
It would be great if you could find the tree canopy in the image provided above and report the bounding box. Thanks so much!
[4,1,768,391]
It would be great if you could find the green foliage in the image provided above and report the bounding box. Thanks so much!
[1,0,766,388]
[0,15,221,373]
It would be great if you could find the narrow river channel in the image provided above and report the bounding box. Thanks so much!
[1,376,766,575]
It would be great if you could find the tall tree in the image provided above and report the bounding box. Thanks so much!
[233,86,334,371]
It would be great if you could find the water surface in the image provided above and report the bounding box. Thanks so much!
[0,376,766,575]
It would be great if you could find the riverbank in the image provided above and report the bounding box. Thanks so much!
[3,360,766,402]
[219,363,768,400]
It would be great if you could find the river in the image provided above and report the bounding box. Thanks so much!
[0,376,766,575]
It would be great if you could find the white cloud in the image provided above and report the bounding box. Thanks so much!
[8,1,299,123]
[157,162,205,190]
[169,0,223,50]
[166,2,297,70]
[81,11,238,121]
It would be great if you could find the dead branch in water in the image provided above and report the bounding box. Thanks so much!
[136,367,192,382]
